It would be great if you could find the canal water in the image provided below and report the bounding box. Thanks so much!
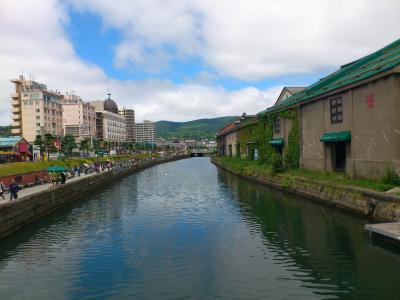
[0,157,399,299]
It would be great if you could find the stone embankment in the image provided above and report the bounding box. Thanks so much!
[0,155,190,239]
[212,158,400,222]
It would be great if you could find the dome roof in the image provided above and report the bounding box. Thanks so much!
[104,98,119,114]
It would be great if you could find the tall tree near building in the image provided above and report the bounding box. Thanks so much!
[79,139,90,154]
[92,139,101,152]
[43,133,55,159]
[61,134,77,155]
[34,135,44,160]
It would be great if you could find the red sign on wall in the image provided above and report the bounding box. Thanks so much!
[366,94,375,108]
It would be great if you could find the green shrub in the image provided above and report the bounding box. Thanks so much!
[382,165,400,186]
[270,153,284,173]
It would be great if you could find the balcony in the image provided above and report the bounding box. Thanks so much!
[12,99,20,106]
[12,106,21,113]
[10,92,19,99]
[12,114,21,121]
[11,128,21,135]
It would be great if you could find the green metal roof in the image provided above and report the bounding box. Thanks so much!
[0,136,24,147]
[320,131,351,143]
[269,138,284,145]
[261,39,400,114]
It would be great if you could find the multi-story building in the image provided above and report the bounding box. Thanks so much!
[10,75,63,143]
[90,96,126,142]
[135,120,156,144]
[119,107,135,143]
[62,93,96,143]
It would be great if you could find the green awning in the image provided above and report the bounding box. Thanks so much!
[269,138,284,145]
[320,131,351,143]
[47,165,68,172]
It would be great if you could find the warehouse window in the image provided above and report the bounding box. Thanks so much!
[331,97,343,123]
[274,117,281,133]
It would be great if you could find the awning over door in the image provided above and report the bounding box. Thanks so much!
[269,138,284,145]
[320,131,351,143]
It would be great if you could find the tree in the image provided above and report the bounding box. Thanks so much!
[61,134,77,155]
[92,139,101,152]
[34,135,44,160]
[43,133,55,159]
[102,141,110,153]
[79,138,90,154]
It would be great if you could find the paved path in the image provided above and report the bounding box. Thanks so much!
[0,170,105,205]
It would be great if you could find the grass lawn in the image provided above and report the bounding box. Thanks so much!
[217,157,395,192]
[0,154,150,177]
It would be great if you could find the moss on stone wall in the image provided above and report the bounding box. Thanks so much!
[283,109,300,168]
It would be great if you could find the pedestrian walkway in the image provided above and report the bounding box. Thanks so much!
[0,171,102,206]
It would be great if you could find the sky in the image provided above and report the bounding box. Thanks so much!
[0,0,399,125]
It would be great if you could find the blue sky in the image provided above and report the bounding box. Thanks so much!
[65,9,326,91]
[0,0,399,124]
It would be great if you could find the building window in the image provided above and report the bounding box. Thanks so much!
[274,117,281,133]
[36,116,40,120]
[36,109,40,113]
[36,123,40,126]
[331,97,343,123]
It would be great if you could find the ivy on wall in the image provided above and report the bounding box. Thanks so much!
[283,109,300,168]
[233,108,300,167]
[257,108,300,168]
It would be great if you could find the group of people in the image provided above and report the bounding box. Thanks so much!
[0,179,20,201]
[0,158,146,203]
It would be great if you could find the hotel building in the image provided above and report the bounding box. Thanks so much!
[135,120,156,144]
[119,108,135,143]
[61,93,96,143]
[10,75,63,143]
[90,96,126,142]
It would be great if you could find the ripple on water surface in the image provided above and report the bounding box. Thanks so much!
[0,157,400,299]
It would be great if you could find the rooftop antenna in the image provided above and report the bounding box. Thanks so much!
[107,93,111,100]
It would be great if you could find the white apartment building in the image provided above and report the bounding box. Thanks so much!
[10,75,63,143]
[90,97,126,142]
[62,93,96,142]
[135,120,156,144]
[119,108,135,143]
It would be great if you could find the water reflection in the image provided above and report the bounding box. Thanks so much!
[219,169,400,299]
[0,158,399,299]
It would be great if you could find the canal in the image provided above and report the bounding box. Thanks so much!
[0,157,399,299]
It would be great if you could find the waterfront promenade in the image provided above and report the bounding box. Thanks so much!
[0,170,100,206]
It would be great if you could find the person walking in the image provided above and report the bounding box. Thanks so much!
[9,179,20,201]
[0,181,5,200]
[60,172,66,184]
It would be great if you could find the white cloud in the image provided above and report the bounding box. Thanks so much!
[0,0,279,126]
[0,0,399,127]
[68,0,400,79]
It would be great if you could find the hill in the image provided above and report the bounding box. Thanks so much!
[156,116,237,140]
[0,125,11,137]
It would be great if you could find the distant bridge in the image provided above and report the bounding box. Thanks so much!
[190,149,211,157]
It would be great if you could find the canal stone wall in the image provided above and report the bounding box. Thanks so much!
[212,158,400,222]
[0,155,190,239]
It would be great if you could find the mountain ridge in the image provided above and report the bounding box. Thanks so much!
[155,116,237,140]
